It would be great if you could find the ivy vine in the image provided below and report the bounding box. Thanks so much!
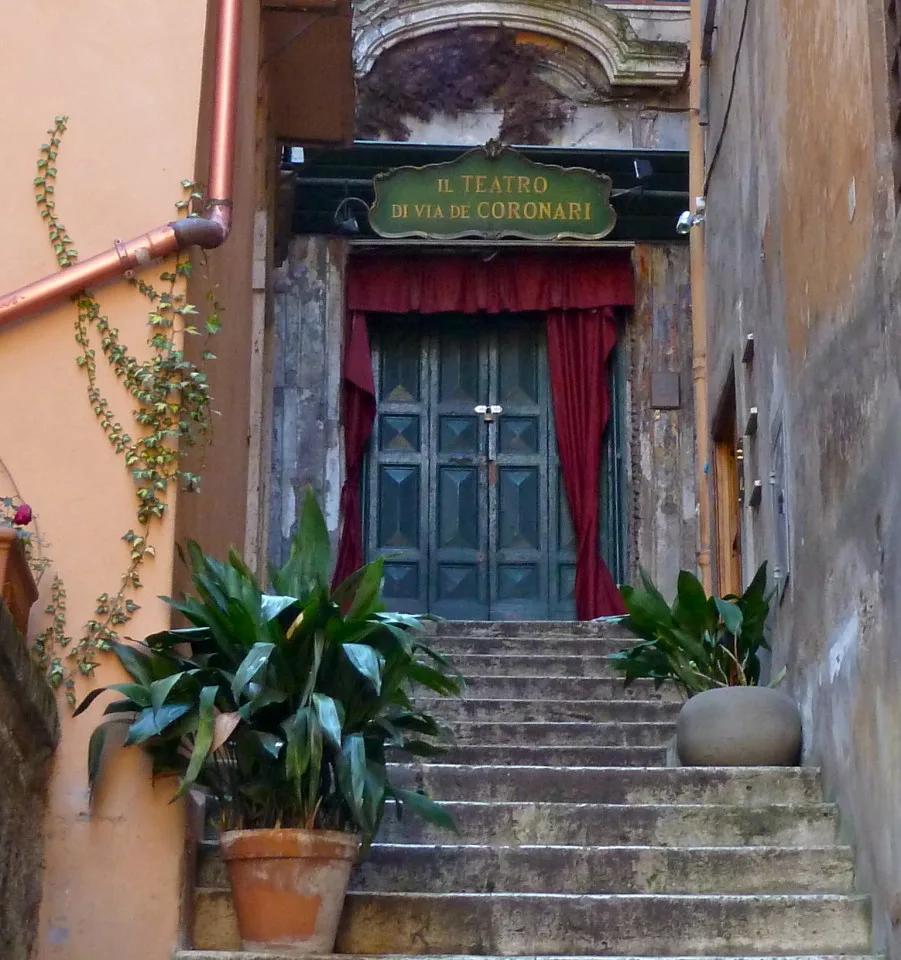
[29,116,222,706]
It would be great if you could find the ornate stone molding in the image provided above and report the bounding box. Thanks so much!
[353,0,688,86]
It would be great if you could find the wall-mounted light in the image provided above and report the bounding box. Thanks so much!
[676,197,707,234]
[333,197,371,235]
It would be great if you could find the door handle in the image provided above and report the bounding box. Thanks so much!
[474,404,503,422]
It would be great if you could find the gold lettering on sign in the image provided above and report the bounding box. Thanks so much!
[569,202,582,220]
[391,204,409,219]
[491,201,505,218]
[437,178,453,193]
[539,202,552,219]
[517,176,531,194]
[477,201,490,218]
[433,206,444,218]
[508,201,521,219]
[553,202,566,219]
[585,202,591,219]
[450,204,471,219]
[475,176,487,193]
[534,176,548,194]
[523,201,537,219]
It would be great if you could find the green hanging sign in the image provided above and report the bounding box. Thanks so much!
[368,144,617,241]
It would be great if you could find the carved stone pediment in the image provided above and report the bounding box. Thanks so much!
[353,0,688,87]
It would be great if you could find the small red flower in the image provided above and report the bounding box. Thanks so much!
[12,504,32,526]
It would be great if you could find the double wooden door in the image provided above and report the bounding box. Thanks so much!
[365,313,578,620]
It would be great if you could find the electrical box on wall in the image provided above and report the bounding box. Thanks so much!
[771,415,790,599]
[650,371,681,410]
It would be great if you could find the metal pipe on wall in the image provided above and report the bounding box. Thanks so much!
[690,0,713,592]
[0,0,243,329]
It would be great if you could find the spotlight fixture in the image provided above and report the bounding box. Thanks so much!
[676,197,707,234]
[333,197,371,236]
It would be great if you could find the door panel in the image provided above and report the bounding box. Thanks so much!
[367,318,430,613]
[488,319,550,619]
[429,322,490,619]
[367,313,607,620]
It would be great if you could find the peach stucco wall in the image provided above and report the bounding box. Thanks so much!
[0,3,209,959]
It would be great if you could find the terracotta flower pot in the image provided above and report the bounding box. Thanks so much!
[219,828,360,955]
[0,528,38,635]
[676,685,802,766]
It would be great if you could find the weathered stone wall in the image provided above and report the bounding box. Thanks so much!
[703,0,901,953]
[629,244,696,597]
[0,602,59,960]
[267,235,347,566]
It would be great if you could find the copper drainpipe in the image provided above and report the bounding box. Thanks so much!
[0,0,243,328]
[689,0,713,592]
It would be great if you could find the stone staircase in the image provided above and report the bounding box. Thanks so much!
[178,620,875,960]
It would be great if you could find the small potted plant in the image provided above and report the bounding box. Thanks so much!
[0,498,39,635]
[608,562,801,766]
[76,489,462,955]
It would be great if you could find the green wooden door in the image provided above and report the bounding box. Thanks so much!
[366,313,619,620]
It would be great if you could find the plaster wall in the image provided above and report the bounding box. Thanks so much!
[175,0,263,580]
[0,3,207,958]
[703,0,901,952]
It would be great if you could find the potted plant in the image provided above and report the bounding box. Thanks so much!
[608,562,801,766]
[76,489,463,955]
[0,498,39,635]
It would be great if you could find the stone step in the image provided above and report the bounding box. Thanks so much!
[197,842,853,895]
[179,954,882,960]
[333,892,872,955]
[420,698,681,723]
[375,801,840,847]
[432,620,628,639]
[423,676,678,701]
[387,764,824,805]
[446,654,626,678]
[434,745,668,766]
[193,889,872,954]
[446,721,675,747]
[434,636,638,657]
[352,844,854,895]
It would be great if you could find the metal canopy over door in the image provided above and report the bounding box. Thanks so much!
[366,312,582,620]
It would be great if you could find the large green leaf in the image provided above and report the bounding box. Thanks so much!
[232,642,277,701]
[714,597,744,637]
[347,558,385,621]
[261,595,298,623]
[340,733,366,810]
[343,643,383,694]
[283,705,314,782]
[109,640,155,685]
[313,693,343,749]
[124,703,193,745]
[87,718,133,800]
[276,487,332,596]
[177,685,218,796]
[74,682,152,716]
[672,570,712,634]
[389,786,458,833]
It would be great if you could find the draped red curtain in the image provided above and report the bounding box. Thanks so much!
[334,253,633,613]
[547,308,627,618]
[332,311,376,586]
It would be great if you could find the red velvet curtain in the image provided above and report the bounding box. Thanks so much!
[547,308,626,618]
[335,253,633,612]
[332,311,376,586]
